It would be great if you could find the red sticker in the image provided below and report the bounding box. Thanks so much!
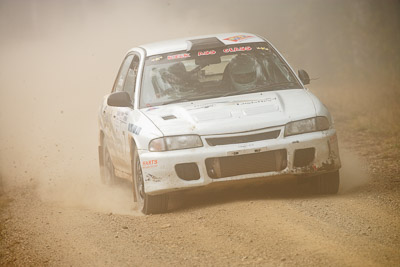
[223,46,252,53]
[142,159,158,169]
[198,50,216,56]
[224,35,253,42]
[167,53,190,60]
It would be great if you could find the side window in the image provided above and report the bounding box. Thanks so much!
[122,55,140,102]
[113,55,134,92]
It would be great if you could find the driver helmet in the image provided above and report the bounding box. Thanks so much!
[228,54,258,91]
[167,62,189,84]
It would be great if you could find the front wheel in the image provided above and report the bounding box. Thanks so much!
[311,171,340,194]
[132,149,168,214]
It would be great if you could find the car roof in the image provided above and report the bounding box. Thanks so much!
[135,32,266,57]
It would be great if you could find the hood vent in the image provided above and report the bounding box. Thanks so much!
[162,115,177,120]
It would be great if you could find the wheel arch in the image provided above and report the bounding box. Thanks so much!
[129,136,139,202]
[128,134,169,214]
[129,136,138,161]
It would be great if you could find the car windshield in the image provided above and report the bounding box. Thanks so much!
[140,42,302,108]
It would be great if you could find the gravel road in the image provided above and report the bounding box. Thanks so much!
[1,130,399,267]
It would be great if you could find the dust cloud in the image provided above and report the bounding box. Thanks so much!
[0,0,398,213]
[36,170,140,215]
[338,148,370,193]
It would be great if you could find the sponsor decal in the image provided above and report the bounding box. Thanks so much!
[142,159,158,169]
[223,46,252,53]
[128,123,142,135]
[256,47,269,51]
[236,98,277,105]
[223,35,253,42]
[117,111,124,116]
[151,56,163,62]
[167,53,190,60]
[187,103,215,110]
[198,50,216,56]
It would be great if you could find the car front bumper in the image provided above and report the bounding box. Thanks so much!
[139,127,341,195]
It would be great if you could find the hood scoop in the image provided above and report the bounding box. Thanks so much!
[162,115,177,120]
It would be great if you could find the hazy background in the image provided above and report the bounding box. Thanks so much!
[0,0,398,207]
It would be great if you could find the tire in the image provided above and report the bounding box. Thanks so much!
[132,148,168,214]
[311,170,340,194]
[99,141,116,185]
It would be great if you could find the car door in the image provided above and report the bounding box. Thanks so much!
[116,55,140,172]
[106,54,134,168]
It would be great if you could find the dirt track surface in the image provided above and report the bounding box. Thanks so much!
[1,129,400,267]
[1,1,400,266]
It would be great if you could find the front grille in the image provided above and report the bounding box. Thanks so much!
[206,130,280,146]
[205,149,287,179]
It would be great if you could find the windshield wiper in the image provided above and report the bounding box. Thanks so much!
[219,85,270,98]
[161,94,214,105]
[161,98,193,105]
[161,82,300,105]
[264,81,299,89]
[220,82,300,98]
[161,87,223,105]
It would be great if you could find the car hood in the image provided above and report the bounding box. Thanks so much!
[141,89,316,136]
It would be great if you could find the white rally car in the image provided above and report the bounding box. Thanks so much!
[98,33,341,214]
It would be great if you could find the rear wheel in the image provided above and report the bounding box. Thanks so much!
[311,171,340,194]
[100,141,116,185]
[132,148,168,214]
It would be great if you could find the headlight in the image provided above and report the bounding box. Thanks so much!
[149,135,203,152]
[284,116,329,136]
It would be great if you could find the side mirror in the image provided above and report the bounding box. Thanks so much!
[298,69,310,85]
[107,91,133,108]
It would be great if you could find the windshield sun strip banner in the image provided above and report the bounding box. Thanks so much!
[146,42,270,65]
